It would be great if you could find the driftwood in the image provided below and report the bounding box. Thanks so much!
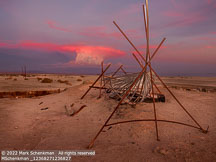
[65,104,87,117]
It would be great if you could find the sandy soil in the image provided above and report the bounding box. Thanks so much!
[0,75,216,162]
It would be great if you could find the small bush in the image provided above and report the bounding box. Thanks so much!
[57,79,72,85]
[41,78,53,83]
[77,79,82,81]
[13,78,17,81]
[37,77,42,81]
[80,75,85,78]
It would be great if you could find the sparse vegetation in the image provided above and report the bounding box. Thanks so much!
[41,78,53,83]
[77,79,82,81]
[57,79,72,85]
[13,78,17,81]
[37,77,42,81]
[80,75,85,78]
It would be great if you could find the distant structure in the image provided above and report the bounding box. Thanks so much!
[21,65,27,79]
[81,0,208,148]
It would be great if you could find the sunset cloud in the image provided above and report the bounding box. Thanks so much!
[62,45,125,65]
[47,20,73,33]
[0,41,125,65]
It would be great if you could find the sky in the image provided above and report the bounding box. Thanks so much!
[0,0,216,76]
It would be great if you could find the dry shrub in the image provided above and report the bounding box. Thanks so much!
[80,75,85,78]
[37,77,42,81]
[57,79,72,85]
[13,78,17,81]
[41,78,53,83]
[77,78,82,81]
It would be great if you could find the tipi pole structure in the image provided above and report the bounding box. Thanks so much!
[115,22,206,131]
[88,64,149,149]
[81,64,111,99]
[114,11,206,133]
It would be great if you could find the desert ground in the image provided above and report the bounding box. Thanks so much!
[0,74,216,162]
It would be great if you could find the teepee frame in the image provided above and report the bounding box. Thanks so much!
[80,0,208,149]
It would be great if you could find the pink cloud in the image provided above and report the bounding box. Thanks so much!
[79,25,143,40]
[47,20,73,33]
[80,31,122,39]
[62,45,125,65]
[0,41,125,65]
[165,14,206,27]
[196,36,216,41]
[205,45,214,49]
[46,20,126,40]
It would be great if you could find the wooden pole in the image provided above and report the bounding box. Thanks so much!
[81,64,111,99]
[98,61,104,98]
[144,0,159,140]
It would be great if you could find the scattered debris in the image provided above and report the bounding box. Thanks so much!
[41,107,48,110]
[64,104,87,117]
[153,147,169,155]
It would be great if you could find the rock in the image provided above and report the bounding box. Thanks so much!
[159,149,169,155]
[153,146,160,153]
[153,147,169,155]
[14,126,18,129]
